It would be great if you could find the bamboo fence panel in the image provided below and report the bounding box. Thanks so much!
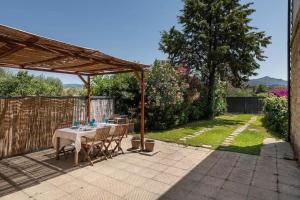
[91,97,114,122]
[0,96,114,158]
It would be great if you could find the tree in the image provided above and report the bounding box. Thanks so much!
[0,70,63,96]
[160,0,271,118]
[92,73,140,115]
[62,87,86,96]
[255,84,269,94]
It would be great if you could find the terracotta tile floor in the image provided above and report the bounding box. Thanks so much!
[0,137,299,200]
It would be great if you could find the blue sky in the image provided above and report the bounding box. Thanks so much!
[0,0,287,84]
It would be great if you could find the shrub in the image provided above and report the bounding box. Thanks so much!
[92,60,210,130]
[263,96,288,139]
[270,88,288,97]
[145,60,185,129]
[0,71,63,96]
[92,73,140,117]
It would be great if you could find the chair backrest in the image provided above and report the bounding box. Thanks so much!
[109,114,120,120]
[94,126,111,141]
[80,120,87,125]
[112,124,129,137]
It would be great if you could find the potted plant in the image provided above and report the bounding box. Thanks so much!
[131,136,141,149]
[145,139,155,152]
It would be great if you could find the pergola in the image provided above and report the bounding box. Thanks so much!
[0,24,148,149]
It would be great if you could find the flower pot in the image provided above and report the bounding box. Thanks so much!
[131,137,141,149]
[145,139,155,152]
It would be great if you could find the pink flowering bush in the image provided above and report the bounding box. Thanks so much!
[270,88,288,97]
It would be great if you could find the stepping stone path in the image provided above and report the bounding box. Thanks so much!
[220,116,257,147]
[179,127,212,142]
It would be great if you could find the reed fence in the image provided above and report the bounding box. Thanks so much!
[0,96,114,158]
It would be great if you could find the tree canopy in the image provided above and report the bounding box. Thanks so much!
[0,69,63,96]
[160,0,271,118]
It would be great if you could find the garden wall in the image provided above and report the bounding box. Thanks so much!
[0,96,114,158]
[291,4,300,164]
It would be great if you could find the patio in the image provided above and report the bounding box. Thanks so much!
[0,136,299,200]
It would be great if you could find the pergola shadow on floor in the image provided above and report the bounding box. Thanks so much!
[0,137,299,200]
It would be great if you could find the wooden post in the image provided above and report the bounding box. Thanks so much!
[87,75,91,123]
[140,71,145,150]
[56,137,60,160]
[78,74,91,123]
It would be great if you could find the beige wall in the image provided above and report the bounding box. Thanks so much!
[291,2,300,163]
[293,0,300,24]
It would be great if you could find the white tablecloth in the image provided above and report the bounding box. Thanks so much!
[52,123,116,153]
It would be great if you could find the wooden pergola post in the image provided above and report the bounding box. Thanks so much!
[78,75,91,123]
[140,71,145,150]
[87,75,91,123]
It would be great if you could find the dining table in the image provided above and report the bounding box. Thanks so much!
[52,123,116,166]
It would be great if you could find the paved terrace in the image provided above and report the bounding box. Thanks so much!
[0,137,299,200]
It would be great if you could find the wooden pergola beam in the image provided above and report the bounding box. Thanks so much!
[77,75,88,87]
[23,55,67,66]
[90,69,134,75]
[0,45,24,59]
[0,36,144,72]
[76,67,127,73]
[0,36,39,59]
[0,63,136,76]
[0,36,71,55]
[53,62,130,71]
[4,64,88,76]
[53,62,95,70]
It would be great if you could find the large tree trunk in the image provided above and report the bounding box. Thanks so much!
[207,69,216,119]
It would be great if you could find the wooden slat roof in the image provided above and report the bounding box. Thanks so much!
[0,25,148,76]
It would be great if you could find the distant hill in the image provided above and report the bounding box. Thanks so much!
[63,84,83,88]
[247,76,287,87]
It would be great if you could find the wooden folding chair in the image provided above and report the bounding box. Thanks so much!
[56,121,74,159]
[81,126,111,165]
[111,124,128,156]
[94,126,112,159]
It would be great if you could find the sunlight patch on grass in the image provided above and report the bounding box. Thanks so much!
[219,128,264,155]
[145,114,253,147]
[219,115,282,155]
[186,126,237,149]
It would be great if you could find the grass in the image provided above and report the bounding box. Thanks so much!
[219,115,284,155]
[185,125,238,149]
[145,114,253,149]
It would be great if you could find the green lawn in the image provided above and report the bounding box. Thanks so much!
[145,114,253,149]
[219,115,283,155]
